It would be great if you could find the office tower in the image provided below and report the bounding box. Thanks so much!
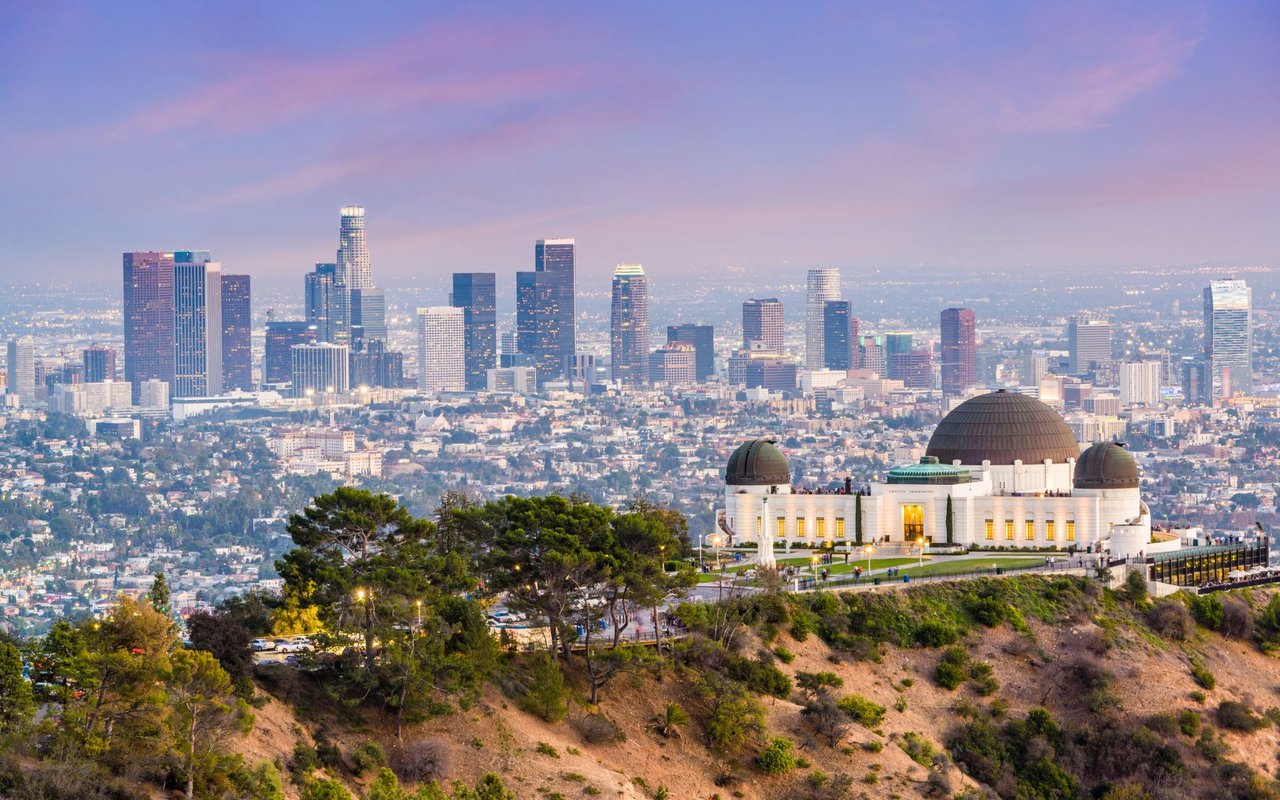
[417,307,466,393]
[173,258,223,397]
[892,347,934,389]
[350,287,387,346]
[499,331,532,368]
[1119,360,1161,406]
[336,206,372,290]
[940,308,977,395]
[349,339,403,389]
[821,301,857,371]
[305,263,346,344]
[610,264,650,386]
[140,378,169,409]
[1022,351,1050,386]
[123,251,176,401]
[649,342,697,385]
[487,366,538,394]
[1067,318,1112,375]
[745,358,798,392]
[265,321,316,385]
[884,333,913,380]
[1204,279,1252,399]
[6,337,35,402]
[805,267,841,370]
[1180,358,1209,405]
[666,324,715,382]
[451,273,497,390]
[742,298,784,354]
[221,273,252,391]
[290,343,349,397]
[859,335,885,376]
[82,345,116,383]
[515,238,576,381]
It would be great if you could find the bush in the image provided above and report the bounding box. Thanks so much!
[704,680,766,756]
[773,645,796,664]
[1147,599,1192,640]
[757,737,798,775]
[301,778,352,800]
[795,670,844,699]
[520,654,569,722]
[727,655,792,698]
[1222,597,1255,640]
[389,738,450,784]
[536,742,559,758]
[898,731,935,766]
[1216,701,1267,733]
[351,741,387,776]
[1123,570,1148,603]
[934,646,969,690]
[836,694,886,727]
[1178,710,1201,737]
[573,712,626,744]
[801,695,852,745]
[913,619,960,647]
[1189,594,1225,631]
[1191,662,1216,690]
[968,661,999,697]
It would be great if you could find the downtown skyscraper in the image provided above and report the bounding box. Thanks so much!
[610,264,649,387]
[822,300,856,371]
[1067,317,1112,375]
[940,307,977,395]
[666,324,715,383]
[451,273,497,391]
[221,273,252,391]
[805,267,841,370]
[517,238,576,381]
[305,263,345,344]
[1204,279,1252,399]
[173,252,222,398]
[742,298,784,355]
[6,337,35,403]
[417,307,466,393]
[123,251,176,401]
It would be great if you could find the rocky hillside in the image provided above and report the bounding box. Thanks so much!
[236,576,1280,800]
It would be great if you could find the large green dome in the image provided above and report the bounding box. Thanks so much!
[726,440,790,486]
[926,390,1080,466]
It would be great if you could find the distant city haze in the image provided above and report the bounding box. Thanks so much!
[1,3,1277,287]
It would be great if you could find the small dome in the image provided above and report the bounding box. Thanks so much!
[726,440,790,486]
[1074,441,1139,490]
[886,456,972,485]
[926,390,1080,466]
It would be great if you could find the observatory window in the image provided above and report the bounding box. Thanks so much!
[836,517,846,538]
[777,517,786,538]
[816,518,826,539]
[1025,520,1035,540]
[984,519,994,540]
[1065,521,1075,542]
[756,517,762,536]
[1046,521,1056,541]
[902,504,924,538]
[796,518,807,539]
[1005,520,1015,541]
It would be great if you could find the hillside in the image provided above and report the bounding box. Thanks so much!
[231,576,1280,800]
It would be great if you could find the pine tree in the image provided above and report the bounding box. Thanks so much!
[148,572,171,616]
[854,493,863,545]
[945,495,954,544]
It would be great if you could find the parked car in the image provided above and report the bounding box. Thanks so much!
[251,639,275,652]
[277,638,313,653]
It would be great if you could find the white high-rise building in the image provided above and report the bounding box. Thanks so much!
[140,378,170,410]
[291,343,349,397]
[337,206,372,290]
[417,307,466,393]
[805,267,841,370]
[173,259,223,398]
[1119,361,1162,406]
[1204,279,1252,399]
[6,337,35,403]
[610,264,649,387]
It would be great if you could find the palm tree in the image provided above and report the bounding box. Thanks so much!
[647,702,690,739]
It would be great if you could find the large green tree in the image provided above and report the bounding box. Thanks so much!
[0,631,34,739]
[168,648,251,799]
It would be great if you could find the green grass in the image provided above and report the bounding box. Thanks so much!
[896,557,1046,578]
[730,556,918,574]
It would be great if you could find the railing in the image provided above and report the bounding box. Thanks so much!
[1197,575,1280,594]
[809,558,1090,591]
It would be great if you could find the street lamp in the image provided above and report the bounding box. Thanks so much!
[698,532,725,570]
[864,543,875,576]
[811,554,819,582]
[916,536,925,569]
[414,599,422,631]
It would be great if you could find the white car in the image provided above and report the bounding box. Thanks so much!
[277,638,313,653]
[251,639,275,652]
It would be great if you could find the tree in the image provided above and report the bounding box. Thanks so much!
[0,632,34,738]
[368,768,407,800]
[945,495,954,544]
[647,702,690,739]
[702,678,766,756]
[168,648,252,799]
[854,493,863,545]
[186,608,254,697]
[149,572,171,616]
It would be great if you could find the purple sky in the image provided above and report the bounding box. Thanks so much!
[2,1,1277,290]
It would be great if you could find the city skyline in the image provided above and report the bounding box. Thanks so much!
[2,3,1277,287]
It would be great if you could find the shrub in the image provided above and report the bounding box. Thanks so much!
[1189,594,1225,631]
[573,712,626,744]
[795,670,844,700]
[647,703,690,739]
[968,661,999,697]
[1258,596,1280,644]
[899,731,936,766]
[520,654,569,722]
[389,738,450,784]
[367,769,406,800]
[1147,599,1192,640]
[913,619,960,647]
[536,742,559,758]
[1191,662,1216,690]
[757,737,798,775]
[1178,710,1201,737]
[894,694,908,713]
[934,646,969,690]
[1217,701,1267,733]
[773,645,796,664]
[1123,570,1148,604]
[836,694,886,727]
[1222,597,1255,640]
[802,695,852,746]
[704,680,766,756]
[727,655,792,699]
[301,778,352,800]
[351,741,387,776]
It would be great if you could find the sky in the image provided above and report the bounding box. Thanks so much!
[2,1,1278,291]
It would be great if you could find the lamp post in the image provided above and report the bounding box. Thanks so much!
[811,554,819,583]
[699,533,726,571]
[916,536,925,569]
[864,543,875,576]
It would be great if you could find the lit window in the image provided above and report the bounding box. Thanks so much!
[836,518,846,538]
[777,517,786,538]
[756,517,762,536]
[1025,520,1035,540]
[797,518,806,538]
[816,518,826,538]
[1065,521,1075,542]
[1046,521,1056,541]
[1005,520,1015,541]
[985,520,994,540]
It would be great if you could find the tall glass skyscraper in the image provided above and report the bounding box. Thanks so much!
[221,273,252,391]
[884,333,913,380]
[822,301,856,371]
[940,307,977,395]
[805,267,841,370]
[451,273,497,391]
[350,287,387,346]
[610,264,649,387]
[82,345,117,383]
[123,251,176,402]
[265,321,316,385]
[336,206,371,289]
[517,239,576,381]
[305,263,343,343]
[173,255,222,397]
[1204,279,1252,399]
